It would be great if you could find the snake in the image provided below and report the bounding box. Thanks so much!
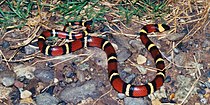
[38,20,170,97]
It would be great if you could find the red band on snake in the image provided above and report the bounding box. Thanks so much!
[38,21,170,97]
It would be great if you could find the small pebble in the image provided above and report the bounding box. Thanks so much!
[20,90,32,99]
[124,97,149,105]
[0,64,5,71]
[59,81,97,104]
[59,81,66,87]
[46,62,54,68]
[65,71,76,78]
[197,89,206,95]
[76,70,85,82]
[206,33,210,38]
[24,45,35,55]
[160,98,170,103]
[34,69,54,83]
[200,98,207,104]
[177,42,188,52]
[2,41,10,49]
[71,62,77,69]
[136,55,147,64]
[173,48,179,53]
[2,77,15,87]
[201,39,209,48]
[117,48,132,62]
[146,60,152,66]
[117,93,126,99]
[167,33,185,41]
[123,67,132,73]
[174,52,187,66]
[125,74,136,83]
[164,76,171,83]
[206,70,210,78]
[42,85,55,95]
[36,93,59,105]
[204,82,210,89]
[14,65,35,80]
[198,82,207,89]
[57,100,67,105]
[14,81,24,88]
[136,65,147,74]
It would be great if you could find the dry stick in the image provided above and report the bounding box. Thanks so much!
[3,57,35,63]
[180,55,201,104]
[127,59,157,72]
[10,25,41,49]
[77,53,94,66]
[167,21,204,54]
[171,42,175,69]
[93,87,113,105]
[32,54,88,66]
[0,49,11,70]
[180,17,205,24]
[169,4,209,53]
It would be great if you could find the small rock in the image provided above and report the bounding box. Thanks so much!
[197,89,206,95]
[57,100,67,105]
[36,93,59,105]
[174,52,187,66]
[59,81,97,104]
[179,19,186,23]
[14,65,36,79]
[2,77,15,86]
[146,60,152,66]
[0,64,6,71]
[2,41,10,49]
[124,97,149,105]
[76,70,85,82]
[200,98,207,104]
[117,93,126,99]
[136,55,147,64]
[117,48,132,62]
[136,65,147,74]
[201,39,209,48]
[14,81,24,88]
[65,71,76,78]
[198,82,207,89]
[177,42,189,52]
[206,33,210,38]
[205,82,210,89]
[42,85,55,95]
[125,74,136,83]
[167,33,185,41]
[129,40,145,51]
[34,69,54,83]
[123,67,132,73]
[173,48,179,54]
[206,70,210,78]
[20,90,32,99]
[46,62,54,68]
[164,76,171,83]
